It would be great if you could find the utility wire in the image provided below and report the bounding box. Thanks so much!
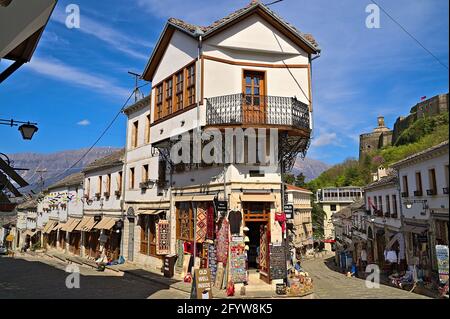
[371,0,448,70]
[46,83,150,185]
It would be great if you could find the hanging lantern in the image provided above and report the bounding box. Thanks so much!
[18,123,38,140]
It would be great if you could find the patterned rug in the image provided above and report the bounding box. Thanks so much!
[206,205,215,240]
[216,219,229,264]
[156,220,170,255]
[196,205,207,243]
[230,240,247,283]
[259,226,269,271]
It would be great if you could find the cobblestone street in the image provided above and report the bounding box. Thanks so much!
[302,257,431,299]
[0,256,188,299]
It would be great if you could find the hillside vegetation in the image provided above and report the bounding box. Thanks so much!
[307,112,449,193]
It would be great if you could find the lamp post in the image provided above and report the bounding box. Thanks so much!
[0,119,38,140]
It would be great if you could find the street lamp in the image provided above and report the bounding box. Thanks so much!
[0,119,38,140]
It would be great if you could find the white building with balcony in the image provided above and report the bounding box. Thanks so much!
[136,0,321,286]
[81,150,125,260]
[364,173,403,267]
[39,172,84,254]
[122,96,170,271]
[315,186,364,251]
[391,140,449,277]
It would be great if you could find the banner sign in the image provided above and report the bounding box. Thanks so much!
[436,245,449,284]
[191,268,213,299]
[284,204,294,219]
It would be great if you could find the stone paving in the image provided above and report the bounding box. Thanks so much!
[301,257,431,299]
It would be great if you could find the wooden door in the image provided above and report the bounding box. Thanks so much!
[243,71,265,124]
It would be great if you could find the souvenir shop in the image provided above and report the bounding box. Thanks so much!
[42,220,58,249]
[404,223,433,280]
[63,218,82,256]
[172,194,290,293]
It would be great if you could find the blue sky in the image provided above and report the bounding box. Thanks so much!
[0,0,448,165]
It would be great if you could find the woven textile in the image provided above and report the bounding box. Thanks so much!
[259,226,268,271]
[196,205,207,243]
[156,220,170,255]
[216,219,230,264]
[230,241,247,283]
[175,240,185,270]
[179,209,190,240]
[206,205,215,240]
[208,244,218,281]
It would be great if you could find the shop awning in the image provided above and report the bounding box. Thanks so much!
[44,221,57,234]
[192,195,215,201]
[42,221,54,234]
[240,194,275,202]
[63,218,81,233]
[174,194,215,202]
[139,210,165,215]
[94,217,118,230]
[81,217,98,232]
[74,217,91,232]
[51,223,64,231]
[403,224,428,234]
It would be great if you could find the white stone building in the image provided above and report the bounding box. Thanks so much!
[81,150,125,260]
[364,173,403,266]
[132,0,321,287]
[286,184,313,255]
[315,186,364,251]
[391,140,449,277]
[39,173,84,254]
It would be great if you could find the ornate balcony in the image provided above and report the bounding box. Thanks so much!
[205,93,310,132]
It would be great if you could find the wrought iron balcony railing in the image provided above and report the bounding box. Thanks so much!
[206,93,310,130]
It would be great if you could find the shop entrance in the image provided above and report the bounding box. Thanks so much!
[243,202,271,284]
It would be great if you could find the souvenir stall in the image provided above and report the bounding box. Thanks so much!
[175,200,217,282]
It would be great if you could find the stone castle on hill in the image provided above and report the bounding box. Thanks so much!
[359,93,449,161]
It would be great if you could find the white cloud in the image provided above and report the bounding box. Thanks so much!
[52,9,151,61]
[26,57,130,98]
[77,119,91,126]
[311,132,339,147]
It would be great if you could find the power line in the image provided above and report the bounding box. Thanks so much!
[48,83,150,184]
[370,0,448,70]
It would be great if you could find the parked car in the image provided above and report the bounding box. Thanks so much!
[0,245,8,255]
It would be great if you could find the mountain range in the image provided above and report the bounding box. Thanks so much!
[6,148,329,194]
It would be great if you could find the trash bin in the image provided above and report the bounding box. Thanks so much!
[164,254,177,278]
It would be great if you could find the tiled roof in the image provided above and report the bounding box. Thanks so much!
[333,198,365,219]
[17,198,38,210]
[364,173,398,190]
[286,184,312,193]
[83,148,125,173]
[47,172,84,190]
[391,140,449,168]
[123,95,151,116]
[168,0,320,51]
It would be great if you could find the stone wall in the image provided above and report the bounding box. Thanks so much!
[392,93,449,144]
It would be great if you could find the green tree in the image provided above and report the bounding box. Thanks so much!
[282,173,295,185]
[294,173,306,187]
[311,201,326,239]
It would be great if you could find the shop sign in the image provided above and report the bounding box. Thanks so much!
[436,245,449,284]
[417,234,428,243]
[215,200,228,213]
[190,268,213,299]
[270,243,287,280]
[284,204,294,219]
